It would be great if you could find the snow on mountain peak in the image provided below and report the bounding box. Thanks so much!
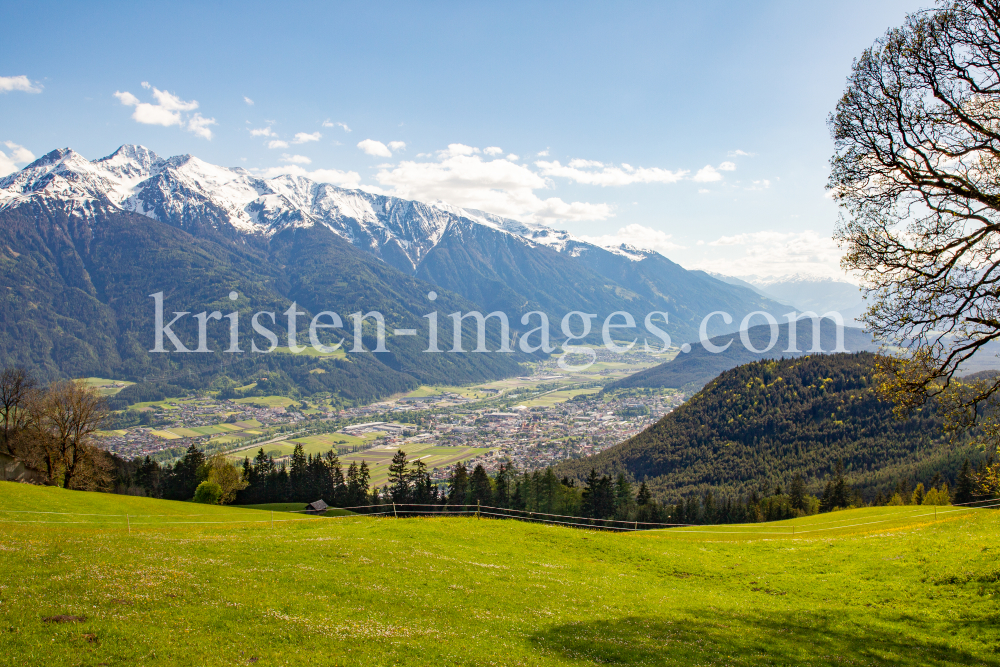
[0,144,672,268]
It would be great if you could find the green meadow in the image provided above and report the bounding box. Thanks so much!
[1,481,998,666]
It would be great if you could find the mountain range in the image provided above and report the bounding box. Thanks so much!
[0,144,793,400]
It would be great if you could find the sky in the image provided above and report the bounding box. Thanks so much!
[0,0,929,281]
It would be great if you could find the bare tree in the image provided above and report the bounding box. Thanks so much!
[0,367,36,455]
[830,0,1000,443]
[27,381,110,488]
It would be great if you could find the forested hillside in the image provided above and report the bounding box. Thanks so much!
[558,353,982,502]
[0,201,525,403]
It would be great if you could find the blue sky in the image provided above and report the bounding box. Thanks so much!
[0,0,926,280]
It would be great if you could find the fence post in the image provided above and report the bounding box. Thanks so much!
[477,500,480,519]
[634,520,638,531]
[393,502,397,518]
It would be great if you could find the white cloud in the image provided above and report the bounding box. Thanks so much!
[250,126,276,137]
[3,141,34,163]
[187,114,216,140]
[150,87,199,112]
[323,120,351,132]
[0,141,35,176]
[388,141,406,152]
[114,85,215,138]
[484,146,503,156]
[0,75,42,93]
[267,139,289,149]
[536,160,687,186]
[693,230,846,280]
[537,149,549,157]
[718,161,736,171]
[729,149,754,157]
[243,96,254,106]
[506,154,519,161]
[440,143,479,157]
[280,154,312,164]
[292,132,321,144]
[693,165,722,182]
[372,148,610,223]
[578,224,685,255]
[254,164,362,189]
[358,139,392,157]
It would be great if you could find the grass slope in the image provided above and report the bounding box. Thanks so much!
[1,482,998,666]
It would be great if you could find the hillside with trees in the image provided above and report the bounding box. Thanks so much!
[557,353,984,502]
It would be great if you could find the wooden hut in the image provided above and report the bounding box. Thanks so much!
[304,499,329,515]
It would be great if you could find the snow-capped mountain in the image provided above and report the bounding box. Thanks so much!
[0,145,646,273]
[0,144,793,347]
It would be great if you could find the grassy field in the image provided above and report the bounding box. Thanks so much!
[232,395,298,408]
[342,442,493,488]
[1,482,998,666]
[233,503,355,516]
[227,432,385,462]
[517,387,602,408]
[77,377,135,396]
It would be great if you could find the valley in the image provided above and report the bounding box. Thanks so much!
[95,345,680,488]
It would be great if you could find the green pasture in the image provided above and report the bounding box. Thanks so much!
[1,482,998,666]
[518,387,602,408]
[339,443,492,488]
[233,395,297,408]
[234,503,355,516]
[77,377,135,396]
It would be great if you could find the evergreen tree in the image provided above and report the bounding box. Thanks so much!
[703,490,717,524]
[325,451,345,505]
[614,473,633,518]
[636,482,651,506]
[358,461,371,504]
[494,462,511,508]
[409,459,431,504]
[448,462,469,506]
[166,445,206,500]
[540,468,559,512]
[388,450,410,502]
[955,459,975,504]
[819,479,834,513]
[470,464,492,507]
[289,444,308,501]
[346,461,361,506]
[789,473,806,512]
[582,468,600,517]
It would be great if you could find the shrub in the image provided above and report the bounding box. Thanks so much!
[193,480,223,504]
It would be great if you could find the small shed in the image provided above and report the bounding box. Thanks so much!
[304,499,329,515]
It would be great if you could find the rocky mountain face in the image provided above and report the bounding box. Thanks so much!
[0,144,793,397]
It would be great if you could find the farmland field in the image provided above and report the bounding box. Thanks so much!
[232,395,298,408]
[339,442,493,488]
[518,387,602,408]
[1,482,998,666]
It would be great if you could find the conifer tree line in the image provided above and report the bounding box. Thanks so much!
[117,444,997,530]
[3,365,998,523]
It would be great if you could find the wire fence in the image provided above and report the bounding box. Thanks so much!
[0,496,996,535]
